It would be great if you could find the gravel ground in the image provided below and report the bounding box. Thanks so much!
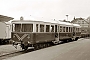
[0,44,22,56]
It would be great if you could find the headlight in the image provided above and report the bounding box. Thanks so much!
[27,34,30,39]
[13,41,15,43]
[28,41,31,44]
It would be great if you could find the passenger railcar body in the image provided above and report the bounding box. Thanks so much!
[58,22,73,41]
[72,24,81,40]
[12,19,81,50]
[80,27,90,37]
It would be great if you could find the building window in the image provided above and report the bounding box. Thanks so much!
[78,21,80,24]
[82,21,84,24]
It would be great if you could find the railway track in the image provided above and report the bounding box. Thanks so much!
[0,49,35,60]
[0,51,23,60]
[0,43,56,60]
[0,44,53,60]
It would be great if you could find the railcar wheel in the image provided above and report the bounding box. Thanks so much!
[68,38,72,42]
[21,44,28,51]
[34,44,40,50]
[43,44,46,48]
[46,43,48,47]
[64,40,68,43]
[36,44,39,50]
[40,44,43,49]
[75,37,79,41]
[24,46,28,51]
[47,43,49,47]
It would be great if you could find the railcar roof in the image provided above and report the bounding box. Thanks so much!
[12,20,73,26]
[12,20,58,24]
[58,21,73,26]
[72,24,81,27]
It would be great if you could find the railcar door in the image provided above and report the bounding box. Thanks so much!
[73,27,75,36]
[54,25,59,44]
[72,27,76,40]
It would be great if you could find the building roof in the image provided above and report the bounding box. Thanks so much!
[0,15,14,22]
[71,17,84,23]
[71,17,89,24]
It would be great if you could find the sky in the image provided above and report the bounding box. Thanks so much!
[0,0,90,21]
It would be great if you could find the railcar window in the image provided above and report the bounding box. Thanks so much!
[58,26,59,32]
[76,28,77,32]
[77,28,78,32]
[79,28,80,32]
[79,28,81,32]
[69,27,70,32]
[73,27,75,32]
[46,25,50,32]
[63,27,65,32]
[40,24,44,32]
[71,27,72,32]
[51,25,54,32]
[78,28,79,32]
[60,26,62,32]
[12,24,15,32]
[55,25,57,32]
[66,27,68,32]
[15,24,21,32]
[36,24,38,32]
[80,28,81,32]
[22,24,33,32]
[71,27,73,32]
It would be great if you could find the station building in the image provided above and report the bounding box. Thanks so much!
[0,15,14,44]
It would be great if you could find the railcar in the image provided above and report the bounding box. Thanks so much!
[72,24,81,40]
[12,19,81,50]
[81,28,90,37]
[81,33,90,38]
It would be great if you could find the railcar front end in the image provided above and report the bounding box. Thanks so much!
[72,24,81,41]
[11,23,35,50]
[12,32,34,49]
